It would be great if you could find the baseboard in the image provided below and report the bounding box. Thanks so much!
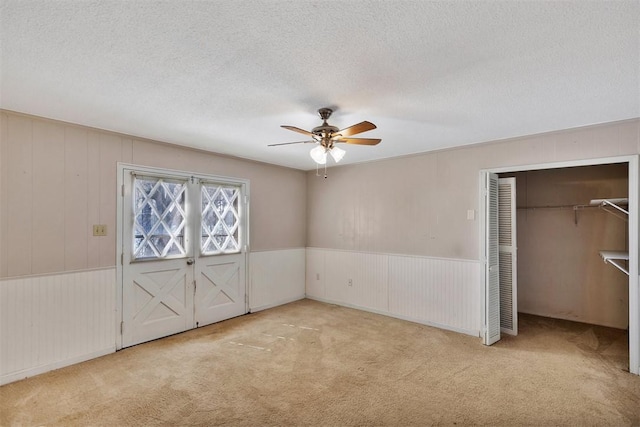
[249,294,306,313]
[306,295,481,338]
[0,347,115,386]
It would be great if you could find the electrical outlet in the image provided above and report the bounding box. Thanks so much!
[93,224,107,236]
[316,273,320,280]
[348,279,353,286]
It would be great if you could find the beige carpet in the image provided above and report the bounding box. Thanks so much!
[1,299,639,426]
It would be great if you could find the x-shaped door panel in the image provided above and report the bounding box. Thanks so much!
[195,253,245,327]
[124,257,194,347]
[133,267,188,323]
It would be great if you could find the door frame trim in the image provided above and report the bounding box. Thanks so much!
[116,162,250,350]
[479,155,639,375]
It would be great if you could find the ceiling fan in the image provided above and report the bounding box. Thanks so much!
[268,108,381,166]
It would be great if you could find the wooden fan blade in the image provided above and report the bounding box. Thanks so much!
[334,121,376,138]
[268,140,316,147]
[281,125,314,137]
[335,137,381,146]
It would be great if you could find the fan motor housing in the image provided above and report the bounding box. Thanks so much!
[312,124,339,135]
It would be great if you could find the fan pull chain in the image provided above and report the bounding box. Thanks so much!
[314,161,328,178]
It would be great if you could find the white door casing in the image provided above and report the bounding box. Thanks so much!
[498,177,517,336]
[118,165,249,348]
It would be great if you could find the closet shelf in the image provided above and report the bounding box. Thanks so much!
[572,197,629,225]
[599,250,629,276]
[589,198,629,217]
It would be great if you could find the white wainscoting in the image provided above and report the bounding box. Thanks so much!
[325,250,389,312]
[0,268,117,385]
[0,249,481,385]
[249,248,306,312]
[306,248,483,336]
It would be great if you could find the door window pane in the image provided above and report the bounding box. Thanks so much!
[133,177,187,259]
[201,184,240,254]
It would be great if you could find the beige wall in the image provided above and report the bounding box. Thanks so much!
[307,119,639,260]
[0,111,307,278]
[505,165,629,328]
[306,120,638,331]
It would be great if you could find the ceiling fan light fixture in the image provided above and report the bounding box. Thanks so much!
[273,107,381,172]
[310,145,327,164]
[329,146,346,163]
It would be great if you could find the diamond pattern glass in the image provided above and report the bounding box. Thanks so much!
[133,177,187,259]
[201,184,240,254]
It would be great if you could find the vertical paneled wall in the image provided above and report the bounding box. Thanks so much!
[0,110,307,384]
[387,254,482,333]
[0,110,307,278]
[0,268,116,385]
[307,119,640,261]
[324,250,389,312]
[306,248,483,336]
[249,248,306,312]
[305,118,639,373]
[0,113,133,277]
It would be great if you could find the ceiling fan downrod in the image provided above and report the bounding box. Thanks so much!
[312,108,340,143]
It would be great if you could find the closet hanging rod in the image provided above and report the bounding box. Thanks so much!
[517,204,620,226]
[516,204,599,210]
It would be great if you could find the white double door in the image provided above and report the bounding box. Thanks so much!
[120,166,248,348]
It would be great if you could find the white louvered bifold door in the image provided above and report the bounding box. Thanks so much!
[484,173,501,345]
[498,177,518,336]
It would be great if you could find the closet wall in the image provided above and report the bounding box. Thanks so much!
[504,164,629,329]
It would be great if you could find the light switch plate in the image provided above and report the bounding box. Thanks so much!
[467,210,476,220]
[93,224,107,236]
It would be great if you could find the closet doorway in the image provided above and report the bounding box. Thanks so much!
[481,155,639,375]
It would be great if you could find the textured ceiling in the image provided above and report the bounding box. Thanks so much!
[1,1,639,170]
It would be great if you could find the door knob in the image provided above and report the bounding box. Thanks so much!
[186,258,195,265]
